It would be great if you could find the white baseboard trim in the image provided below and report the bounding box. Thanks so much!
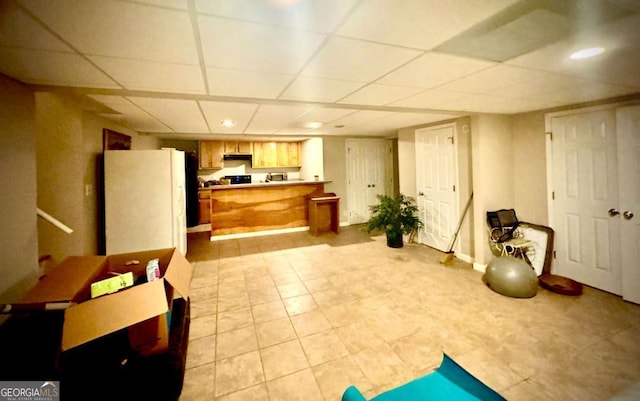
[473,262,487,273]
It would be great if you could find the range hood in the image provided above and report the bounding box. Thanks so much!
[223,154,252,161]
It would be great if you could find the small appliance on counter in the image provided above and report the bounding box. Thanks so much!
[224,175,251,185]
[266,172,287,182]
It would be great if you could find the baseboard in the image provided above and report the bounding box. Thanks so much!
[473,262,487,273]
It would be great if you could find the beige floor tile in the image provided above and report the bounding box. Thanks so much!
[251,300,288,323]
[454,348,526,392]
[277,281,309,299]
[290,309,332,337]
[248,287,281,305]
[255,317,297,348]
[217,307,253,333]
[283,294,318,316]
[191,297,217,319]
[352,343,411,389]
[214,383,269,401]
[217,292,250,312]
[260,339,310,380]
[312,356,373,400]
[180,362,215,401]
[190,285,218,303]
[302,277,334,293]
[190,314,217,340]
[299,329,349,366]
[335,321,386,354]
[266,369,324,401]
[214,351,264,397]
[186,334,216,369]
[216,326,258,360]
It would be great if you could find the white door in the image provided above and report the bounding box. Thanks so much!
[346,139,390,224]
[551,111,622,294]
[617,106,640,304]
[415,124,457,252]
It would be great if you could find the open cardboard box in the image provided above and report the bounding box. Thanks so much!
[20,248,192,354]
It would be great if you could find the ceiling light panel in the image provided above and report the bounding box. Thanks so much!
[206,68,294,99]
[198,15,326,74]
[89,57,206,94]
[0,48,119,88]
[199,101,258,133]
[127,97,209,133]
[279,76,366,102]
[195,0,357,33]
[19,0,199,64]
[337,0,521,50]
[378,52,495,89]
[300,37,422,82]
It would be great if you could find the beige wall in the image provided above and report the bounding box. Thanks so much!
[512,110,548,225]
[322,137,348,222]
[36,92,159,263]
[0,75,39,306]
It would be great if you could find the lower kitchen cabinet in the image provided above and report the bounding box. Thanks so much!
[198,190,211,224]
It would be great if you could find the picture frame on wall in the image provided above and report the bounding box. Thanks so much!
[103,129,131,151]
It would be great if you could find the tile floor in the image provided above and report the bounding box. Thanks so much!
[179,225,640,401]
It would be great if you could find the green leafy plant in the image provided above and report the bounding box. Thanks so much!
[364,193,423,248]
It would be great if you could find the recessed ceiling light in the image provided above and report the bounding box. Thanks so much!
[570,47,605,60]
[304,122,323,129]
[221,119,236,128]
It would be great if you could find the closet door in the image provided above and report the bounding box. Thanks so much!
[551,110,622,295]
[617,106,640,304]
[346,139,390,224]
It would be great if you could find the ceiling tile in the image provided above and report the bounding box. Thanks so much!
[199,101,258,134]
[89,56,206,94]
[206,68,293,98]
[337,0,520,50]
[245,104,313,134]
[435,64,550,94]
[390,88,468,109]
[0,47,119,88]
[300,37,421,82]
[198,15,326,74]
[329,109,397,128]
[378,52,495,89]
[0,3,71,51]
[127,97,209,133]
[338,83,425,106]
[87,95,170,132]
[279,76,365,102]
[19,0,199,63]
[195,0,357,33]
[297,107,357,123]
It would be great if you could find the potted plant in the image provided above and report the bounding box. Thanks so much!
[364,193,423,248]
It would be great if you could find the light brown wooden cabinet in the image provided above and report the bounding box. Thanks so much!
[198,190,211,224]
[199,141,224,169]
[224,141,252,154]
[253,141,300,168]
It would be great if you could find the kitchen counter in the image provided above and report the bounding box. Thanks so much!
[205,181,330,238]
[203,179,330,191]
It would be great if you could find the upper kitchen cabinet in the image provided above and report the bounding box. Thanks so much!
[253,141,301,168]
[199,141,224,169]
[224,141,252,154]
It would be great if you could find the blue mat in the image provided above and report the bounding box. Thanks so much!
[342,354,506,401]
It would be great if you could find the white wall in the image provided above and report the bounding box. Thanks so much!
[300,137,324,181]
[0,75,39,306]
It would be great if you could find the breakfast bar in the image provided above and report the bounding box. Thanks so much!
[207,180,331,238]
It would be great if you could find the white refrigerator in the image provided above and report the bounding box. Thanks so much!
[104,149,187,256]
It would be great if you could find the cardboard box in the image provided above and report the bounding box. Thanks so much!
[20,248,192,353]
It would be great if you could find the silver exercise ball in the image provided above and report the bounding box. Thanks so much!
[482,256,538,298]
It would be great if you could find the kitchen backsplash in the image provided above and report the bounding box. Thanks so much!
[198,160,301,183]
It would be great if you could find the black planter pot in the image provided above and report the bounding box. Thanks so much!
[386,232,403,248]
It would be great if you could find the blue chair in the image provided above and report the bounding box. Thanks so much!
[342,353,506,401]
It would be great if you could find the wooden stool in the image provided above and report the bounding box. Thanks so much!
[309,193,339,236]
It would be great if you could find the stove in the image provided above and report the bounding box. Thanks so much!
[224,175,251,185]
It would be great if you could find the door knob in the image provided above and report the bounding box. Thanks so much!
[608,208,620,217]
[623,211,634,220]
[418,192,424,196]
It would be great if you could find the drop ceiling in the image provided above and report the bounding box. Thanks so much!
[0,0,639,139]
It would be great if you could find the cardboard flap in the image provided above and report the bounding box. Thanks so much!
[162,249,193,299]
[21,256,107,304]
[61,279,169,351]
